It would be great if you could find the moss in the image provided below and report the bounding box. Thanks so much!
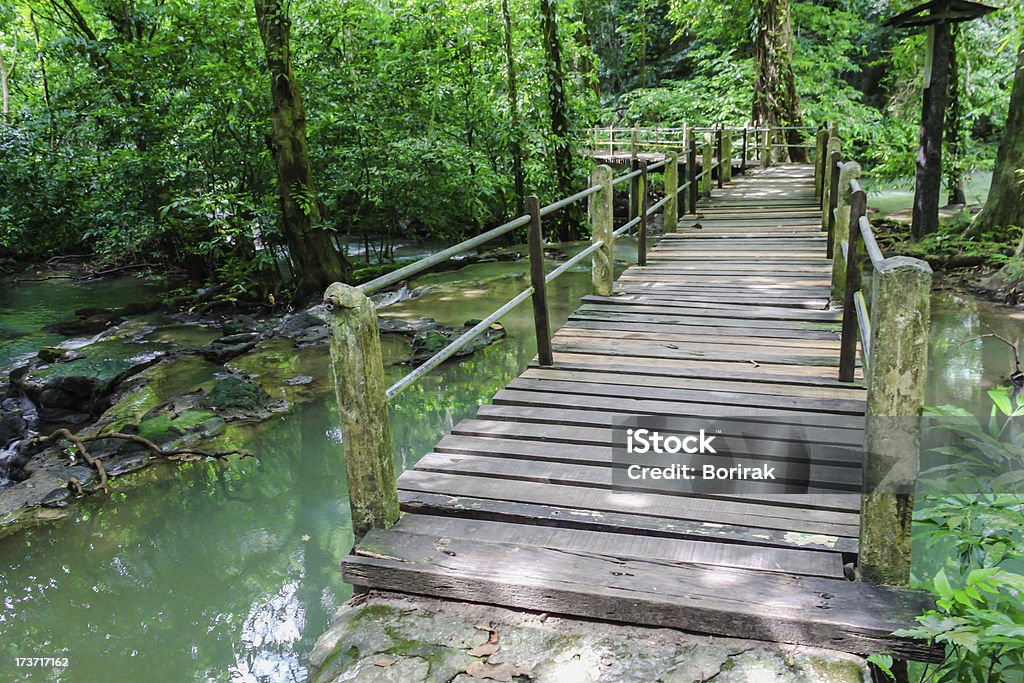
[349,603,400,625]
[137,409,220,443]
[203,376,270,411]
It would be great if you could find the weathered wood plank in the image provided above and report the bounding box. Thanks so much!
[344,532,938,660]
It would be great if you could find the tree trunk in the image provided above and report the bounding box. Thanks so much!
[0,52,9,125]
[912,22,952,239]
[751,0,806,163]
[539,0,581,240]
[501,0,525,211]
[254,0,351,297]
[945,26,966,206]
[971,39,1024,236]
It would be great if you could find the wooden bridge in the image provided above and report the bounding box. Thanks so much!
[323,128,937,662]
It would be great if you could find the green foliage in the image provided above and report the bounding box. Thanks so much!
[899,392,1024,681]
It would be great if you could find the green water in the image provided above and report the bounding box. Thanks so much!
[0,275,167,372]
[863,171,992,215]
[0,258,599,682]
[0,253,1019,682]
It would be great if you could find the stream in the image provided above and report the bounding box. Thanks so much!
[0,236,1019,682]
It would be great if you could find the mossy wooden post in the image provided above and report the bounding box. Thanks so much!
[664,152,679,233]
[821,135,841,224]
[590,165,615,296]
[687,137,699,214]
[323,283,400,540]
[859,256,932,586]
[702,132,714,198]
[831,161,861,304]
[631,127,639,160]
[814,128,829,197]
[722,131,733,184]
[715,127,724,188]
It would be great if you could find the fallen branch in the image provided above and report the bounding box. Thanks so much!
[30,429,251,496]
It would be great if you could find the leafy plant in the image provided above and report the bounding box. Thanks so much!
[896,390,1024,681]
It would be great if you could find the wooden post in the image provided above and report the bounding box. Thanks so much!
[630,157,641,225]
[687,138,698,215]
[664,152,679,234]
[821,135,841,222]
[912,21,952,239]
[859,255,932,585]
[814,128,829,198]
[608,125,614,157]
[590,165,615,296]
[741,128,748,174]
[323,283,400,539]
[722,130,733,184]
[631,127,639,160]
[825,151,841,257]
[638,160,648,266]
[831,162,861,303]
[702,132,713,198]
[526,195,553,367]
[839,187,866,383]
[715,128,724,189]
[761,127,770,168]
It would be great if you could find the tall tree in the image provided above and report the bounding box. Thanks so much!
[254,0,350,297]
[752,0,806,162]
[972,39,1024,234]
[945,26,966,205]
[501,0,525,210]
[539,0,581,240]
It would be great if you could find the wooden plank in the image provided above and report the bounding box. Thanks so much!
[399,490,859,553]
[504,377,865,414]
[581,297,841,321]
[556,326,842,350]
[563,318,839,341]
[551,339,846,368]
[461,409,866,447]
[397,470,860,536]
[344,532,938,660]
[521,367,865,401]
[415,452,862,507]
[393,515,846,578]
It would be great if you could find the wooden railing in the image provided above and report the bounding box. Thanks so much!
[590,125,818,169]
[324,141,748,538]
[818,126,934,587]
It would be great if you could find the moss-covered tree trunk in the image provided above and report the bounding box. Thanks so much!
[540,0,582,240]
[751,0,807,163]
[501,0,525,211]
[255,0,351,297]
[945,27,966,206]
[972,40,1024,235]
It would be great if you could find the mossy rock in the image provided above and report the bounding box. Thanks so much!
[202,376,271,412]
[137,409,222,443]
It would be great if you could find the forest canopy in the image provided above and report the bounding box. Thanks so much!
[0,0,1020,299]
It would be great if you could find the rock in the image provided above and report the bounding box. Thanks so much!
[408,321,506,365]
[284,376,314,386]
[105,453,151,476]
[274,310,329,347]
[309,593,872,683]
[199,334,260,362]
[203,376,270,412]
[37,346,67,363]
[40,486,72,508]
[0,398,29,448]
[378,317,439,336]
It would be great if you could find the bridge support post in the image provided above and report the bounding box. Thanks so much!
[831,161,861,304]
[839,187,867,383]
[664,152,679,233]
[687,138,698,214]
[715,128,724,189]
[526,195,553,367]
[702,132,713,197]
[761,127,770,168]
[859,256,932,586]
[638,161,648,266]
[821,135,841,225]
[740,128,748,174]
[323,283,400,540]
[631,127,638,160]
[814,128,829,197]
[590,165,615,296]
[722,131,733,184]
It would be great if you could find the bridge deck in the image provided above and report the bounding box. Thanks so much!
[343,165,935,660]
